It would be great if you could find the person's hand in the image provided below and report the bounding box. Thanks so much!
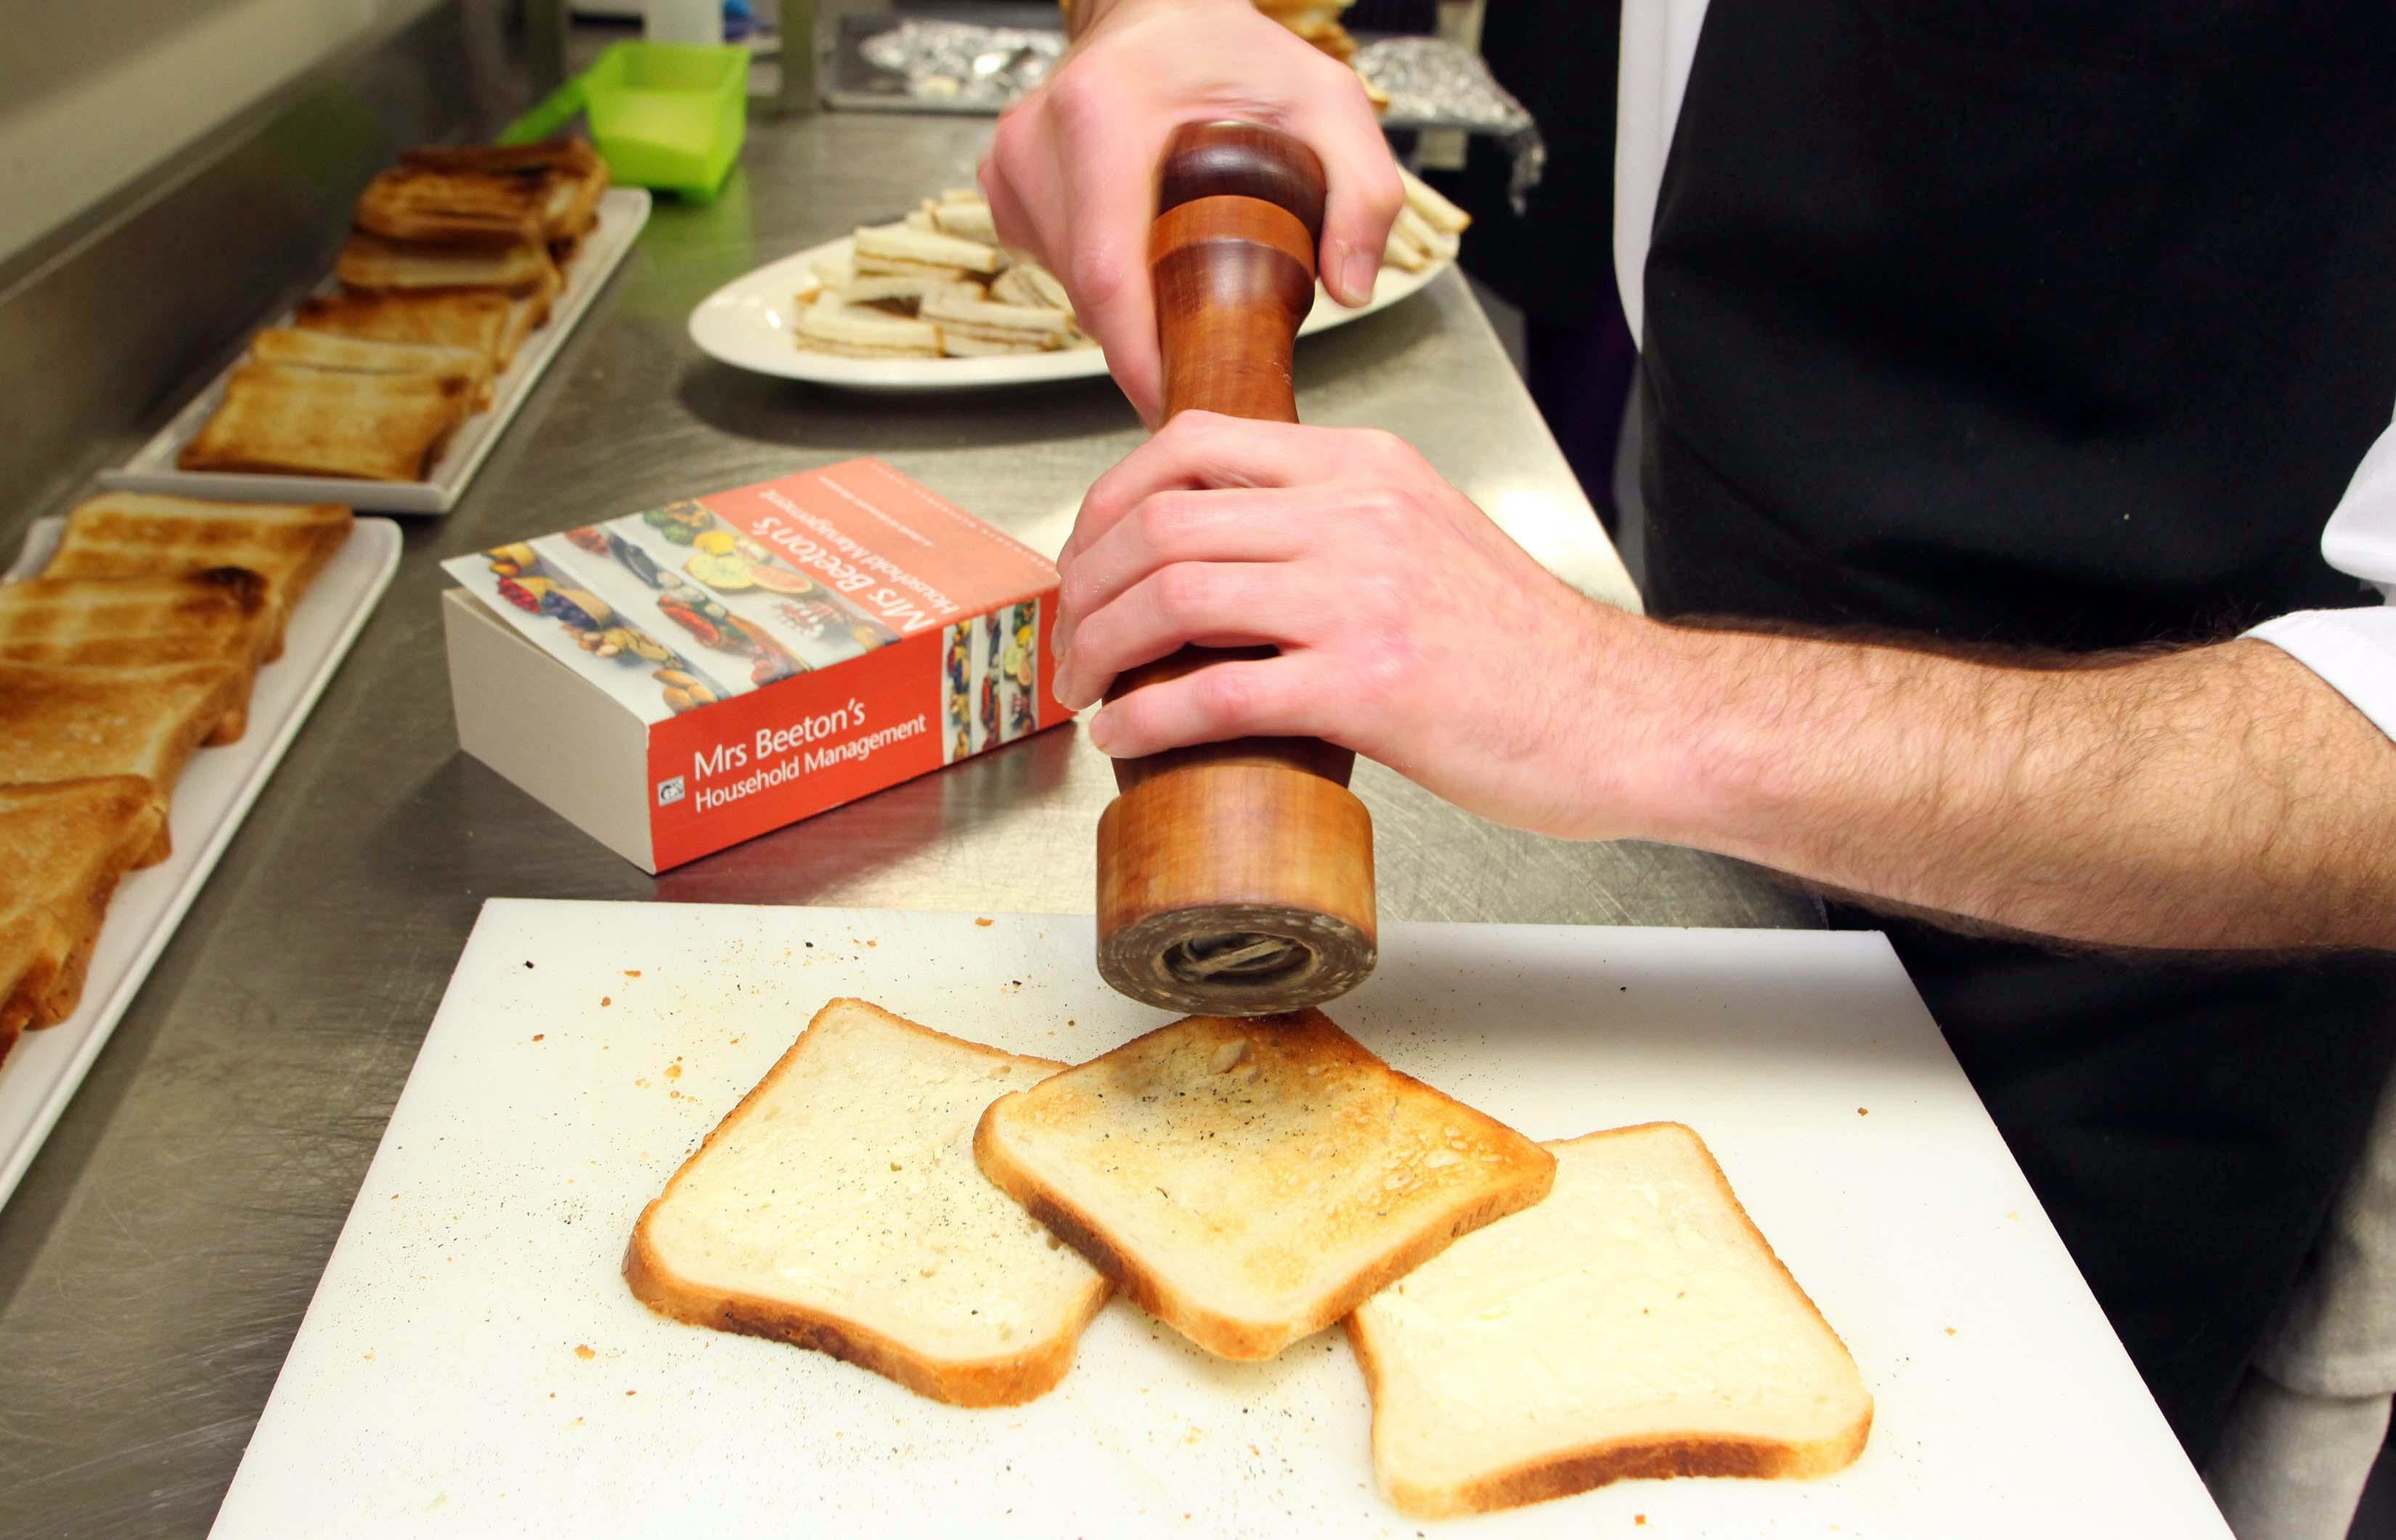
[1051,412,1660,839]
[980,0,1402,425]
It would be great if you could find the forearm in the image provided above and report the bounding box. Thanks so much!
[1623,620,2396,951]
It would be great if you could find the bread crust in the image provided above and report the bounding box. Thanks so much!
[49,494,354,656]
[0,777,166,1046]
[623,998,1112,1408]
[1347,1123,1873,1517]
[973,1009,1557,1362]
[977,1119,1547,1361]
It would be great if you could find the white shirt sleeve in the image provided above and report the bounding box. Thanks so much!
[2246,416,2396,742]
[1613,0,1713,349]
[1610,1,2396,743]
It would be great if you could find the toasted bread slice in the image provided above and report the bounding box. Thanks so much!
[0,569,276,743]
[495,258,563,366]
[0,661,248,864]
[974,1009,1556,1361]
[0,777,165,1053]
[292,289,513,364]
[541,150,608,245]
[335,231,556,295]
[399,139,608,242]
[247,327,494,407]
[400,139,603,177]
[626,999,1111,1407]
[46,493,352,656]
[354,164,551,246]
[1348,1123,1873,1517]
[176,360,470,483]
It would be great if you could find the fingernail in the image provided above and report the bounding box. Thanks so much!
[1340,248,1379,303]
[1085,708,1115,753]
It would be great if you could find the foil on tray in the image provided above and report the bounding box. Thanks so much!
[1354,36,1545,208]
[852,23,1543,207]
[857,19,1063,107]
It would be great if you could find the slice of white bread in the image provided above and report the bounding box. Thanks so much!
[46,494,353,656]
[396,139,608,243]
[974,1009,1557,1361]
[624,998,1111,1407]
[495,258,563,367]
[334,230,557,295]
[292,289,513,366]
[1348,1122,1873,1517]
[0,569,277,742]
[0,777,165,1056]
[0,661,248,865]
[352,163,553,247]
[246,328,494,408]
[176,359,472,483]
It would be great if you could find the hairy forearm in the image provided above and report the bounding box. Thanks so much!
[1625,621,2396,951]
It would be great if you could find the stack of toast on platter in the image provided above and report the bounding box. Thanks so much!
[0,494,352,1063]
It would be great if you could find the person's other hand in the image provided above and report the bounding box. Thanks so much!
[980,0,1402,425]
[1051,413,1657,839]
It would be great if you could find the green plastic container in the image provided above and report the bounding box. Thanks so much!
[502,41,746,203]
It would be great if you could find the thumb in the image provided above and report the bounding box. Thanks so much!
[1299,98,1405,307]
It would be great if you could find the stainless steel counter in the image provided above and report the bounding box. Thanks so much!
[0,110,1814,1536]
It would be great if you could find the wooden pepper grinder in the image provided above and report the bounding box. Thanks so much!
[1093,121,1377,1017]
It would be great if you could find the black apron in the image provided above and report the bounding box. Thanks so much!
[1637,0,2396,1460]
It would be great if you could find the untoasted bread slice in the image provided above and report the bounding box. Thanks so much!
[1348,1123,1873,1517]
[176,361,470,483]
[46,494,351,656]
[1396,163,1471,237]
[794,297,942,359]
[0,777,164,1054]
[920,284,1074,351]
[990,261,1071,312]
[0,569,276,743]
[292,289,512,364]
[334,231,555,295]
[974,1009,1556,1361]
[853,222,1004,277]
[928,199,999,245]
[626,999,1111,1407]
[0,661,248,864]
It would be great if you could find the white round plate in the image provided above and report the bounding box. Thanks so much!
[687,235,1449,391]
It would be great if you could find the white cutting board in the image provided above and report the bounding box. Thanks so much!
[215,903,2230,1539]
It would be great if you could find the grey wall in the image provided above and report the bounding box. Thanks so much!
[0,0,449,266]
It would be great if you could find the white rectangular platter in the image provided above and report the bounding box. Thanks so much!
[98,188,651,516]
[214,901,2230,1538]
[0,514,402,1210]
